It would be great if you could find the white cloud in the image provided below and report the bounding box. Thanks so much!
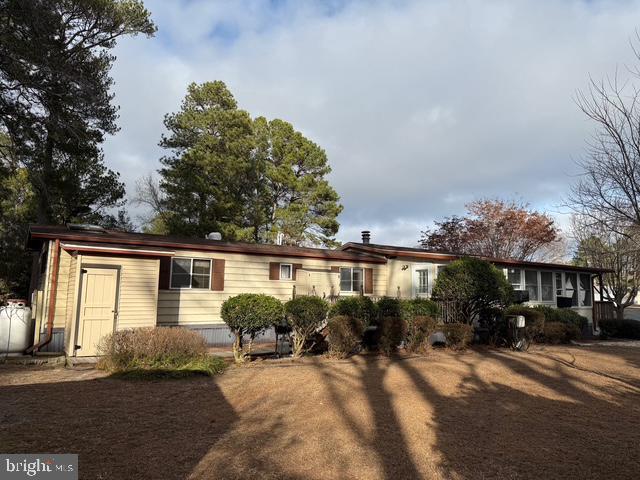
[102,0,640,246]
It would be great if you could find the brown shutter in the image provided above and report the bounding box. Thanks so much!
[330,266,340,273]
[292,263,303,280]
[211,259,225,291]
[364,268,374,294]
[269,262,280,280]
[159,257,172,289]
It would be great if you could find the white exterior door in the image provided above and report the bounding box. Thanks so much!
[76,267,119,356]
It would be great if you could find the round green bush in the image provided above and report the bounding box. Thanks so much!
[285,296,329,357]
[328,296,377,324]
[377,316,407,355]
[400,298,440,321]
[377,297,401,319]
[221,293,284,361]
[326,315,365,358]
[432,258,513,324]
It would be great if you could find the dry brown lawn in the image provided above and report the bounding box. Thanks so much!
[1,345,640,480]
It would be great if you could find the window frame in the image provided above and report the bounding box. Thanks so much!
[169,257,212,290]
[416,269,429,295]
[340,267,364,293]
[279,263,293,281]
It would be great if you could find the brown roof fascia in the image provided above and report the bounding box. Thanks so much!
[341,242,612,274]
[30,227,387,264]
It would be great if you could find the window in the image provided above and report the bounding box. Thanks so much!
[565,273,578,306]
[417,269,429,294]
[340,267,363,292]
[170,258,211,289]
[280,263,292,280]
[541,272,554,302]
[555,272,563,297]
[579,274,592,307]
[507,268,522,289]
[524,270,539,301]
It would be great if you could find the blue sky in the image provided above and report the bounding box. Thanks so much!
[103,0,640,248]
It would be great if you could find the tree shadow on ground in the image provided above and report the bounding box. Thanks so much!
[0,374,238,480]
[395,348,640,479]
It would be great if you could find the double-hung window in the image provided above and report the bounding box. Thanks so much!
[171,258,212,289]
[417,269,429,295]
[280,263,293,280]
[340,267,363,293]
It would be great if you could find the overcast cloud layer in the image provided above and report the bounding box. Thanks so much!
[102,0,640,246]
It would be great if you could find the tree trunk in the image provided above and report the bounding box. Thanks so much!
[232,332,244,363]
[616,305,625,321]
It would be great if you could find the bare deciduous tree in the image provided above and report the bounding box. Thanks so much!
[572,216,640,320]
[567,39,640,318]
[132,174,169,234]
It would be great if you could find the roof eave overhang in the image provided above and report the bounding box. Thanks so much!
[30,232,387,264]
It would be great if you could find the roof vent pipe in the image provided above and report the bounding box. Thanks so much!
[361,230,371,244]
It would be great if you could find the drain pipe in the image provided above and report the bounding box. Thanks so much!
[25,239,60,354]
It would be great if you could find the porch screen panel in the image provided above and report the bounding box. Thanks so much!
[541,272,553,302]
[579,274,592,307]
[565,273,578,306]
[524,270,538,301]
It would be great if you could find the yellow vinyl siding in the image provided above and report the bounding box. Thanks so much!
[80,255,159,329]
[157,251,387,326]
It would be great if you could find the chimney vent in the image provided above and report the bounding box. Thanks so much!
[361,230,371,244]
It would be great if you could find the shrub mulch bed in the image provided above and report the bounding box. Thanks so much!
[1,345,639,479]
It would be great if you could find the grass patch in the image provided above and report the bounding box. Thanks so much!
[108,356,228,380]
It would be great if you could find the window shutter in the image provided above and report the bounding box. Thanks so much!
[211,259,225,291]
[364,268,374,294]
[159,257,171,289]
[269,262,280,280]
[292,263,303,280]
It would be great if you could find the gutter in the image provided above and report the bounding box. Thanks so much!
[25,239,60,354]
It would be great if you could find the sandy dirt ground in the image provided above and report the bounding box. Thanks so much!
[1,345,639,480]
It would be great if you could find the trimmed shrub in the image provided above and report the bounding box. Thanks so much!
[221,293,284,362]
[285,296,329,358]
[377,297,401,319]
[441,323,474,350]
[328,296,377,325]
[540,321,581,344]
[533,305,588,332]
[599,319,640,340]
[326,315,365,358]
[97,327,226,378]
[405,315,438,353]
[399,298,440,326]
[377,316,407,355]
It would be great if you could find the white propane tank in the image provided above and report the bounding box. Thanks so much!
[0,299,33,354]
